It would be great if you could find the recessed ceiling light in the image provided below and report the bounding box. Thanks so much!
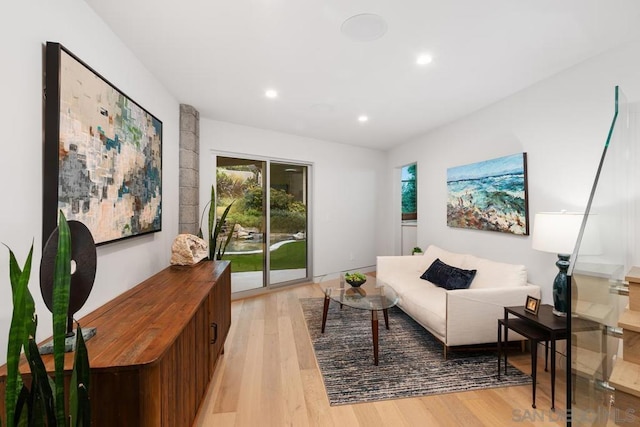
[416,54,433,66]
[265,89,278,99]
[341,14,387,42]
[358,115,369,123]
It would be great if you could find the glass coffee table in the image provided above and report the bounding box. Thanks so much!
[319,273,399,365]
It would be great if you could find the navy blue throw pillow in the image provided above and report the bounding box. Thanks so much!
[420,258,476,290]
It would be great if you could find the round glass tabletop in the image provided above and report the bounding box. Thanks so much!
[319,272,399,311]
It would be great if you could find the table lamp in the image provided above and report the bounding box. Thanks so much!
[531,212,583,316]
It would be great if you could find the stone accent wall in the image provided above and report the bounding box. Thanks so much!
[179,104,200,235]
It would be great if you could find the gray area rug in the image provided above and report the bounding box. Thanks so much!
[300,298,532,405]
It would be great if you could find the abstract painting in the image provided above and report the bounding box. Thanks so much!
[446,153,528,235]
[44,42,162,245]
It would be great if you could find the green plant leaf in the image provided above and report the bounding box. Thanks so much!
[47,376,56,409]
[52,211,71,426]
[214,201,235,259]
[70,365,78,425]
[219,222,237,260]
[197,199,212,240]
[77,385,90,427]
[29,388,45,427]
[13,385,29,427]
[70,322,90,427]
[208,186,216,259]
[4,243,33,427]
[26,339,56,426]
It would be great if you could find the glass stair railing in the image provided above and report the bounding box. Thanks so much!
[568,86,639,426]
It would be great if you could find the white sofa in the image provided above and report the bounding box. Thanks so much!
[377,245,541,354]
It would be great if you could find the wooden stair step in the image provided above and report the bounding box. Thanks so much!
[619,309,640,333]
[630,282,640,311]
[609,359,640,398]
[628,267,640,311]
[626,266,640,285]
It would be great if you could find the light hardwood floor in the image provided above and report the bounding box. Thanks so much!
[194,283,570,426]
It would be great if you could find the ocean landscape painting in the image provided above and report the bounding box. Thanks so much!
[447,153,528,235]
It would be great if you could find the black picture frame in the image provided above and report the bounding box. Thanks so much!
[524,295,540,315]
[44,42,163,246]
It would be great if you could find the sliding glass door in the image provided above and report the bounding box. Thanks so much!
[216,156,266,293]
[216,155,310,294]
[269,162,308,285]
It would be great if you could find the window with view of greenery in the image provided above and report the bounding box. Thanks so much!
[401,163,417,221]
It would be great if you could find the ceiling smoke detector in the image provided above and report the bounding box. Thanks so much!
[341,13,387,42]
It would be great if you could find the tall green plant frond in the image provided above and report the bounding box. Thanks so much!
[197,199,212,240]
[219,222,237,260]
[208,186,216,259]
[13,385,29,427]
[52,211,71,426]
[26,339,56,426]
[214,202,235,260]
[70,322,90,427]
[4,212,91,426]
[198,185,236,260]
[7,244,36,361]
[4,244,33,427]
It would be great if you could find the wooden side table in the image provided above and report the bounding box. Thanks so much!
[498,304,567,410]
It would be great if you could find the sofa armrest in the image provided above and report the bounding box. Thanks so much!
[445,285,541,346]
[377,255,425,281]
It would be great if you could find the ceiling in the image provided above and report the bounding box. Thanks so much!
[84,0,640,151]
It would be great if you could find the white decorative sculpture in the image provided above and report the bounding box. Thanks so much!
[170,234,209,266]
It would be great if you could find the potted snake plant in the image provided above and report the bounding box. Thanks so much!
[198,185,235,260]
[2,211,91,426]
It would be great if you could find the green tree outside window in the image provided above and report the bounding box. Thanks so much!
[401,164,417,220]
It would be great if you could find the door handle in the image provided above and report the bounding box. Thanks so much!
[211,323,218,344]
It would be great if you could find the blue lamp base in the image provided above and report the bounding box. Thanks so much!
[552,254,570,317]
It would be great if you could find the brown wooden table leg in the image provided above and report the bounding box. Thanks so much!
[321,294,330,333]
[551,334,556,411]
[544,340,549,372]
[497,320,502,379]
[372,310,379,366]
[383,308,389,330]
[504,316,509,375]
[532,339,538,409]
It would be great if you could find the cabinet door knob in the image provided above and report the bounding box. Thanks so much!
[211,323,218,344]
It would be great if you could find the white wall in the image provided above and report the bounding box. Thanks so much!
[199,120,389,277]
[387,39,640,304]
[0,2,180,364]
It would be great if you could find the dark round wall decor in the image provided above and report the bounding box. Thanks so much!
[40,220,97,334]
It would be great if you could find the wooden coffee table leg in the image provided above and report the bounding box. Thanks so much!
[383,308,389,330]
[372,310,379,366]
[321,294,330,333]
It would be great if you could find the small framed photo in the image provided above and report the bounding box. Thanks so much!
[525,295,540,315]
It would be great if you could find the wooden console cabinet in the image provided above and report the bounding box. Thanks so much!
[0,260,231,427]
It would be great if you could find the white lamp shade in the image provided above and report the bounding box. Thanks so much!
[531,212,583,255]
